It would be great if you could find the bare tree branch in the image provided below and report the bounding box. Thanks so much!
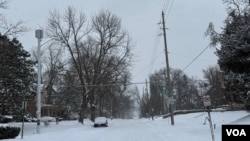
[0,19,29,36]
[46,6,91,124]
[0,0,8,9]
[0,1,29,36]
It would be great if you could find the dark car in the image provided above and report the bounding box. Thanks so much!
[94,117,108,127]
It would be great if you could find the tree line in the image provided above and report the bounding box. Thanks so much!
[139,0,250,117]
[0,2,138,123]
[139,66,228,118]
[1,0,250,123]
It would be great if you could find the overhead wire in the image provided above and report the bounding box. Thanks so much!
[182,45,210,72]
[170,51,214,62]
[162,0,211,74]
[133,12,163,79]
[148,23,162,73]
[163,0,171,14]
[133,38,163,78]
[166,0,174,19]
[132,0,213,87]
[132,0,175,82]
[144,0,172,73]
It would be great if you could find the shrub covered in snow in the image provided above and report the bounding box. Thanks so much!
[0,125,20,139]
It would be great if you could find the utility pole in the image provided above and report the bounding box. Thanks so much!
[161,11,174,125]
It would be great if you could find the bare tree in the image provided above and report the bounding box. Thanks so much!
[79,10,133,121]
[58,68,82,116]
[0,0,28,36]
[43,44,65,104]
[46,7,133,123]
[223,0,250,14]
[46,6,91,124]
[148,68,201,114]
[202,65,227,108]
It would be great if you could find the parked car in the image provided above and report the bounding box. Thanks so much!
[94,117,108,127]
[0,115,13,123]
[40,116,56,122]
[23,115,37,122]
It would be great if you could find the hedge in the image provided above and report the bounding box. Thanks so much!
[0,126,20,139]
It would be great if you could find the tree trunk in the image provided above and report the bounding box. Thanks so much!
[90,106,96,122]
[78,104,84,124]
[78,94,87,124]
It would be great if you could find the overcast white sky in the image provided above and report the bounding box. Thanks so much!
[4,0,228,91]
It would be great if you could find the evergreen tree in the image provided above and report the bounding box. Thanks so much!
[205,1,250,105]
[0,35,35,115]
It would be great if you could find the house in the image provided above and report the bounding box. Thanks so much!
[26,85,70,119]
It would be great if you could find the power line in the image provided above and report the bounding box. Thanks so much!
[60,78,208,89]
[133,18,162,79]
[133,51,164,79]
[134,45,212,80]
[132,0,173,81]
[169,52,215,62]
[148,0,173,74]
[149,23,162,72]
[162,0,170,13]
[165,0,174,20]
[61,81,148,89]
[182,45,210,72]
[162,0,174,20]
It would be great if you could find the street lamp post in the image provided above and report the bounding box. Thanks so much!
[35,29,43,134]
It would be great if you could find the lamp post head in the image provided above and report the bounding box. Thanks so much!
[35,29,43,39]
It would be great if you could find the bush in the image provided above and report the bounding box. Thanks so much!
[0,126,20,139]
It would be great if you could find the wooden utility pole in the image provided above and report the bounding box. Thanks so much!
[161,11,174,125]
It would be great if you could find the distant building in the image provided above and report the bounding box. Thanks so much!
[27,85,70,119]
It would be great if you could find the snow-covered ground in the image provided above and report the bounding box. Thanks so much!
[2,110,250,141]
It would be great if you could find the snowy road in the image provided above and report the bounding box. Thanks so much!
[90,119,167,141]
[4,111,250,141]
[20,119,170,141]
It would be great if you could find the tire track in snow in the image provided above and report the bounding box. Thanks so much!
[93,119,167,141]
